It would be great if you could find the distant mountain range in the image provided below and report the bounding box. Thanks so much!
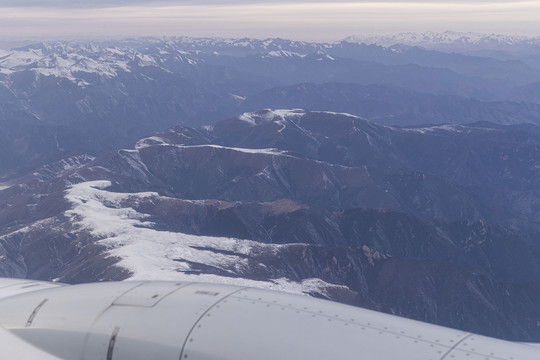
[345,31,540,71]
[1,37,540,179]
[1,110,540,341]
[346,31,540,47]
[346,31,540,53]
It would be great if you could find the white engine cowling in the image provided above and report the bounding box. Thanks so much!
[0,278,537,360]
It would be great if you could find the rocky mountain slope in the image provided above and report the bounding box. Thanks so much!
[1,110,539,341]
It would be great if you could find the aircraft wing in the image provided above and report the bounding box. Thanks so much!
[0,278,537,359]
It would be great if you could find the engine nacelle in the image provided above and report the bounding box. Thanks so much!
[0,278,537,360]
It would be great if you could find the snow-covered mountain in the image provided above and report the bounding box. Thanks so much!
[0,41,202,84]
[1,109,540,340]
[345,31,540,49]
[145,36,320,56]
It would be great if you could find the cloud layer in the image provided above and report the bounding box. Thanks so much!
[0,1,538,42]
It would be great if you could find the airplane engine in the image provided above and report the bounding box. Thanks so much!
[0,278,537,360]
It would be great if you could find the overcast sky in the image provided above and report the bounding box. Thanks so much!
[0,1,539,42]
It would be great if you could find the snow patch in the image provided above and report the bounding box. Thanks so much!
[135,136,288,156]
[237,109,305,127]
[178,144,287,156]
[311,110,360,119]
[230,93,246,101]
[266,50,305,58]
[135,136,169,150]
[64,181,337,296]
[272,109,306,118]
[238,113,257,125]
[399,124,465,134]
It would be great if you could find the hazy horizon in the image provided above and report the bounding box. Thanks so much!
[1,30,539,51]
[0,1,539,46]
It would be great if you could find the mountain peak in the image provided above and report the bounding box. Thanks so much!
[237,109,307,125]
